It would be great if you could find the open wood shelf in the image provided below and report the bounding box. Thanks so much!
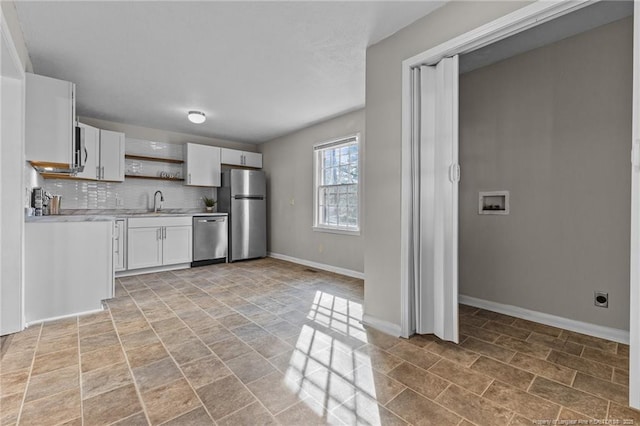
[125,154,183,164]
[125,174,184,181]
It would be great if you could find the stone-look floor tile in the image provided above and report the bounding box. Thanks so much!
[196,375,256,420]
[246,334,293,358]
[387,362,449,399]
[460,313,490,328]
[31,347,79,376]
[125,342,168,368]
[19,388,81,426]
[81,344,125,373]
[355,344,403,374]
[161,407,214,425]
[436,384,512,426]
[119,329,160,350]
[473,310,517,325]
[387,341,441,371]
[460,337,516,363]
[141,378,201,425]
[230,323,270,342]
[263,320,301,340]
[386,389,461,426]
[404,334,436,348]
[217,401,276,426]
[83,384,143,426]
[0,369,29,397]
[311,345,363,378]
[557,407,594,421]
[470,356,534,390]
[350,365,406,405]
[617,343,629,358]
[572,372,628,404]
[561,331,618,353]
[482,321,531,340]
[528,376,608,419]
[2,335,39,356]
[494,335,551,359]
[156,327,199,348]
[80,331,120,354]
[459,323,502,343]
[429,358,493,394]
[111,412,149,425]
[246,371,308,414]
[509,414,534,425]
[194,325,234,345]
[333,392,408,426]
[613,368,629,386]
[40,317,78,339]
[0,391,23,424]
[132,357,183,393]
[168,340,212,365]
[225,351,276,384]
[291,367,357,410]
[180,355,232,389]
[546,350,613,381]
[82,362,133,400]
[527,332,584,356]
[209,336,255,361]
[363,328,401,351]
[275,398,343,426]
[79,320,115,339]
[483,381,561,420]
[149,317,184,335]
[78,310,112,326]
[581,346,629,370]
[1,351,35,374]
[509,352,576,385]
[511,319,562,337]
[608,403,640,423]
[426,340,480,367]
[37,333,78,355]
[115,319,150,336]
[218,313,251,329]
[25,365,78,402]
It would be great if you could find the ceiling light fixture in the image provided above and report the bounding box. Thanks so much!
[188,110,206,124]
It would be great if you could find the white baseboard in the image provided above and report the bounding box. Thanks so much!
[362,314,402,337]
[268,252,365,280]
[459,295,630,345]
[25,307,105,328]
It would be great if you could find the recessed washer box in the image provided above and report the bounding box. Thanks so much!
[479,191,509,215]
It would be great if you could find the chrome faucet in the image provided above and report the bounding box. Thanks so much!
[153,190,164,212]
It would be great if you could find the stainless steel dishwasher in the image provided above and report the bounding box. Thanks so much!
[192,215,228,266]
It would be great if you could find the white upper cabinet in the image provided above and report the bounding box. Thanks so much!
[25,73,75,165]
[76,123,124,181]
[100,130,125,181]
[184,143,221,187]
[220,148,262,168]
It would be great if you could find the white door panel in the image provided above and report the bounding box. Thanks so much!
[100,130,125,181]
[127,227,162,269]
[76,123,100,180]
[162,226,192,265]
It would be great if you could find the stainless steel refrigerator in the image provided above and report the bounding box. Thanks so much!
[217,169,267,261]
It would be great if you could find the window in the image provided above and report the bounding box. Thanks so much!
[313,135,360,234]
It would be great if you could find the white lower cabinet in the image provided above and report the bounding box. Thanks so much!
[114,219,127,271]
[127,216,192,270]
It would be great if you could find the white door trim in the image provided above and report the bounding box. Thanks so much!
[628,0,640,410]
[401,0,638,409]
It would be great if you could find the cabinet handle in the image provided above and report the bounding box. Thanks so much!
[96,166,100,179]
[162,227,166,239]
[157,228,161,240]
[188,173,191,184]
[101,166,105,179]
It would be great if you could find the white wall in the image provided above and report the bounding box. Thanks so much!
[459,17,633,330]
[364,1,531,327]
[260,109,365,274]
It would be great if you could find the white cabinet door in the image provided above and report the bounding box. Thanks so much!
[184,143,221,187]
[100,130,125,182]
[127,227,162,269]
[114,220,126,272]
[162,225,192,265]
[76,123,100,180]
[220,148,244,166]
[25,73,75,165]
[243,152,263,168]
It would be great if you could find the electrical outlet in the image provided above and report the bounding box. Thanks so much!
[594,291,608,308]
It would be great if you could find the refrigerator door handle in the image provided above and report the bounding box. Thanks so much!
[233,195,264,200]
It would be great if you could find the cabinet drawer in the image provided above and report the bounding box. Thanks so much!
[128,216,192,228]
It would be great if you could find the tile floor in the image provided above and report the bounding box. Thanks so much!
[1,258,639,425]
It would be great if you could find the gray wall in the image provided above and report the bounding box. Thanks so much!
[459,17,633,330]
[260,109,365,274]
[364,1,530,327]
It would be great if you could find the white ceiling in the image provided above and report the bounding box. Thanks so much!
[15,1,444,143]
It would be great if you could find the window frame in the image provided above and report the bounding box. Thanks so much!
[312,133,362,236]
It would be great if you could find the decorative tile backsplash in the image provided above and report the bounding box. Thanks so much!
[41,138,215,210]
